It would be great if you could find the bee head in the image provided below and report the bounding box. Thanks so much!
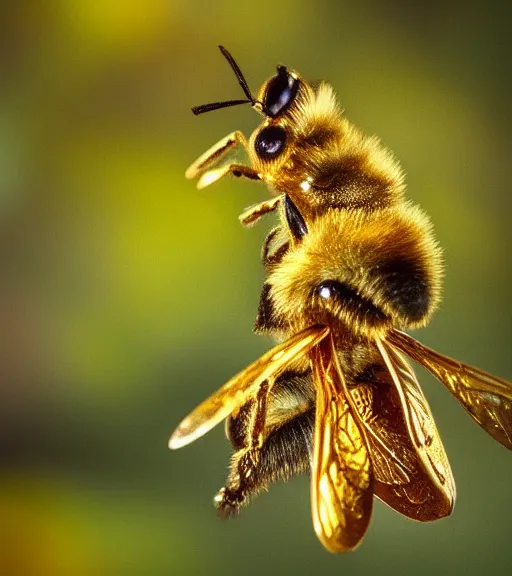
[260,197,443,340]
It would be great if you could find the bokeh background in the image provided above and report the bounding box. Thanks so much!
[1,1,511,575]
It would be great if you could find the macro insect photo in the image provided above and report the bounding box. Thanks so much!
[0,2,511,576]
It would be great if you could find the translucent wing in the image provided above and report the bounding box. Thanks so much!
[375,337,456,514]
[388,330,512,449]
[350,367,454,521]
[169,325,329,449]
[310,336,373,553]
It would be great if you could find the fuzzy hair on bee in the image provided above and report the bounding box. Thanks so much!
[246,80,406,214]
[218,370,315,517]
[263,201,443,341]
[170,47,512,554]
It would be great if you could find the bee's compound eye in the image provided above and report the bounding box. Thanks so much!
[264,67,299,118]
[255,126,286,159]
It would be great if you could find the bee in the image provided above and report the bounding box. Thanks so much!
[171,49,512,551]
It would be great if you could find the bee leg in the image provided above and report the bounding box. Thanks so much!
[214,381,270,517]
[196,163,261,190]
[261,225,289,269]
[239,196,281,227]
[217,410,315,516]
[185,130,251,180]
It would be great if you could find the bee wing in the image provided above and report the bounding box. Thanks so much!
[350,369,454,521]
[375,337,456,513]
[169,325,329,450]
[388,330,512,449]
[310,336,373,553]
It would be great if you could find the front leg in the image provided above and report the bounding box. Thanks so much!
[186,130,262,191]
[197,163,261,190]
[186,131,249,179]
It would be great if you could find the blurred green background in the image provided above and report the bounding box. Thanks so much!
[1,1,511,575]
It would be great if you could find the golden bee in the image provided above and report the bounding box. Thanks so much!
[170,48,512,552]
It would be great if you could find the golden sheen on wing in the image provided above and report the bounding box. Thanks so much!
[170,47,512,553]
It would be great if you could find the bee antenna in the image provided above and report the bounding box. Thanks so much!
[191,99,252,116]
[191,46,261,116]
[218,45,255,104]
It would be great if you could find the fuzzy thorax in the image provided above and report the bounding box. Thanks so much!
[250,78,406,216]
[267,203,443,340]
